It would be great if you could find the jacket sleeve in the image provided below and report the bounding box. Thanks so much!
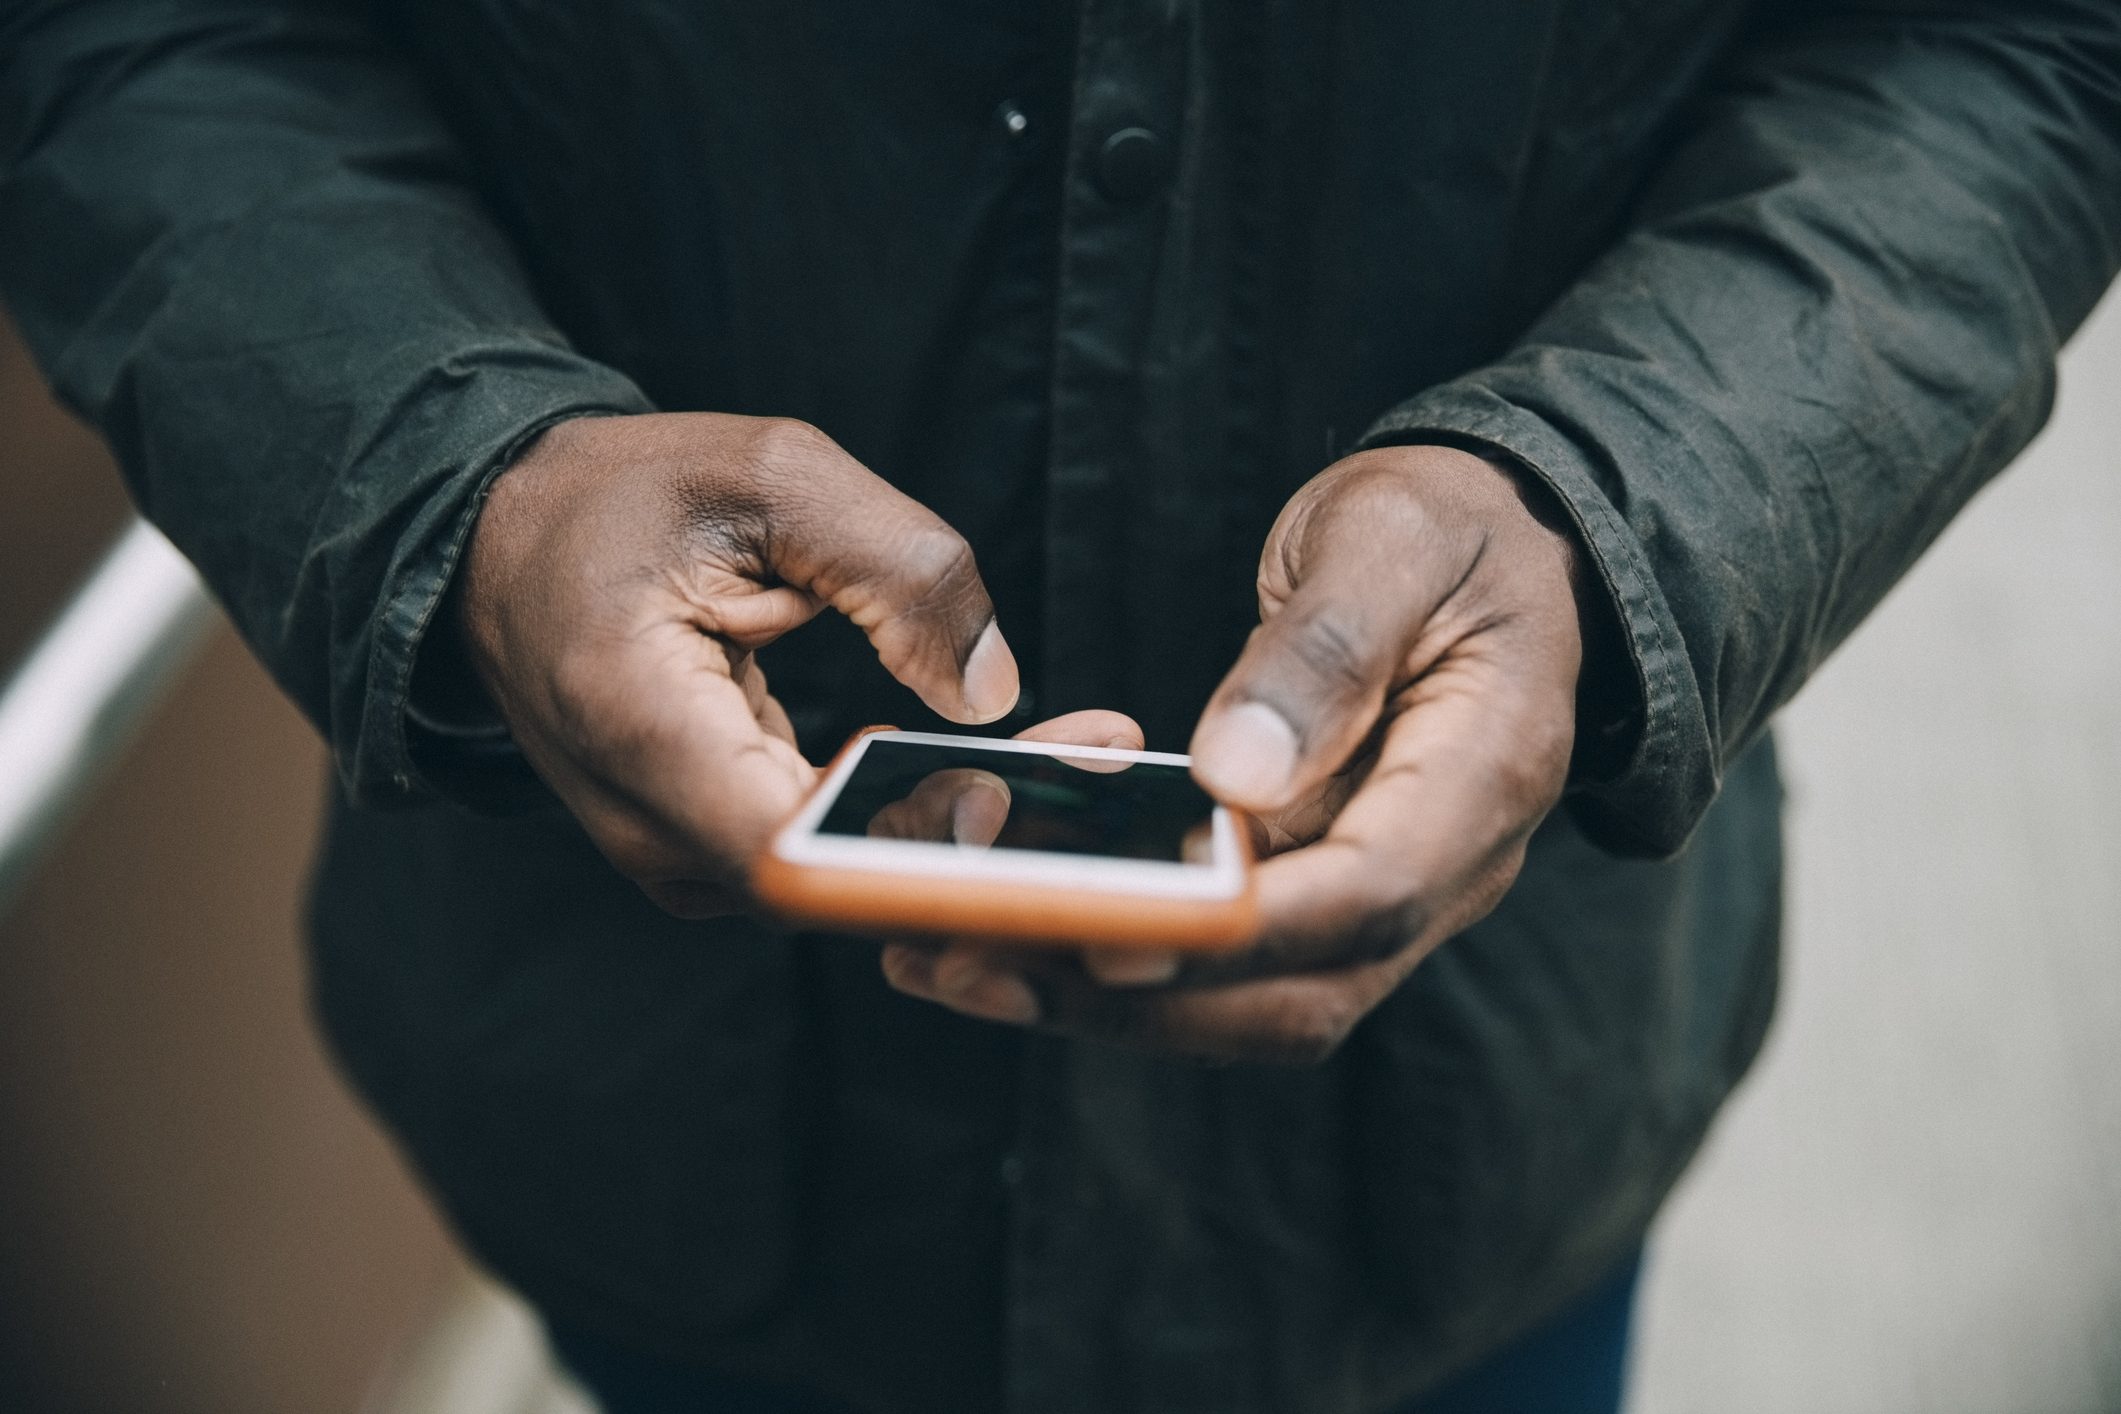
[0,0,654,807]
[1358,0,2121,856]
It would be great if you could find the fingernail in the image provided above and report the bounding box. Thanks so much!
[950,781,1010,846]
[1192,701,1299,807]
[961,621,1020,723]
[935,954,1041,1025]
[1084,950,1181,987]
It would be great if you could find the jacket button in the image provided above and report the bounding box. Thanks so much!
[1095,127,1170,204]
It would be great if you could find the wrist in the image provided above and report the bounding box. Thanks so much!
[1379,438,1633,782]
[451,413,609,711]
[398,413,623,805]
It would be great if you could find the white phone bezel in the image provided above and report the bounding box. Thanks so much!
[768,731,1246,899]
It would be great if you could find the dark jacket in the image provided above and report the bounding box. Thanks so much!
[3,2,2116,1411]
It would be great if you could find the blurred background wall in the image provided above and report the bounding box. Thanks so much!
[0,309,454,1413]
[1631,288,2121,1412]
[1,279,2117,1412]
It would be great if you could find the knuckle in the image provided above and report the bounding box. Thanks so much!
[1263,995,1362,1066]
[1323,859,1429,954]
[1482,845,1530,906]
[1489,723,1569,810]
[899,521,979,592]
[890,522,986,623]
[1520,694,1577,772]
[1486,749,1542,807]
[592,815,674,882]
[742,416,840,472]
[1302,465,1453,573]
[1348,892,1429,962]
[1324,464,1433,535]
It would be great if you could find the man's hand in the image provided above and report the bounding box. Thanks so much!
[881,445,1585,1062]
[455,412,1020,917]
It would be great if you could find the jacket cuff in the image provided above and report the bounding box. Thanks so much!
[351,366,654,813]
[1355,383,1716,858]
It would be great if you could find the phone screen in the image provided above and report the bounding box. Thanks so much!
[814,739,1215,864]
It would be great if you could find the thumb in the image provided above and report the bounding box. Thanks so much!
[755,424,1019,724]
[1189,507,1463,813]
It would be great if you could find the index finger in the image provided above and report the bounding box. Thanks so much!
[556,620,818,888]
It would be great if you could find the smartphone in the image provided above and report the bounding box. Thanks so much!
[752,729,1257,948]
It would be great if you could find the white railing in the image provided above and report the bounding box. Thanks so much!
[0,520,595,1410]
[0,517,216,911]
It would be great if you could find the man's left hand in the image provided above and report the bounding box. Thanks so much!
[881,444,1587,1063]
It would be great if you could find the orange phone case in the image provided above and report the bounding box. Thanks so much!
[751,727,1258,949]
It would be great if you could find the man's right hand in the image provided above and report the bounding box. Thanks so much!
[454,412,1020,918]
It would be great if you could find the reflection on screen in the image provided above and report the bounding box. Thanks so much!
[815,740,1213,863]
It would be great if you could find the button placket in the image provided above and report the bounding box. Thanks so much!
[1007,5,1196,1409]
[1034,0,1193,723]
[1095,125,1172,203]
